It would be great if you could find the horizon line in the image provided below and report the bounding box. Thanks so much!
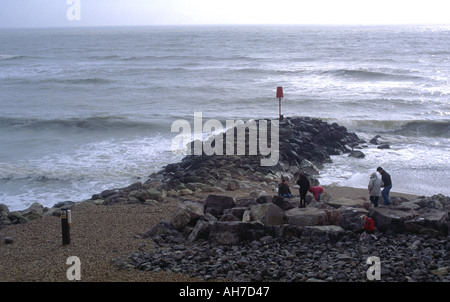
[2,22,450,30]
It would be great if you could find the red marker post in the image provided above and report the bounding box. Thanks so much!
[276,86,284,121]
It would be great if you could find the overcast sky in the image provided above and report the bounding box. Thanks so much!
[1,0,450,28]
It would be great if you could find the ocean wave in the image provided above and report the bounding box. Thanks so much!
[0,54,28,61]
[88,54,122,60]
[117,54,260,62]
[325,68,424,82]
[3,77,114,86]
[0,173,84,183]
[324,119,450,138]
[54,78,112,85]
[233,67,304,75]
[232,67,425,81]
[0,116,168,132]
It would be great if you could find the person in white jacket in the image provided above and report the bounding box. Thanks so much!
[368,172,383,207]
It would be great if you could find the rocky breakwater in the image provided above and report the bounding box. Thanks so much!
[0,116,365,228]
[145,116,365,195]
[110,112,450,281]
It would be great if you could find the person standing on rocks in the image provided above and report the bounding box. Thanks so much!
[377,167,392,205]
[278,177,293,198]
[368,172,382,207]
[297,172,310,208]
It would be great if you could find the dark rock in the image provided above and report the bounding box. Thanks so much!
[236,197,258,208]
[220,213,240,222]
[223,207,247,220]
[208,221,266,244]
[250,203,285,226]
[7,211,28,224]
[302,225,345,243]
[256,195,270,204]
[414,194,450,212]
[204,195,236,218]
[187,220,212,242]
[337,207,368,231]
[0,204,9,213]
[99,189,120,199]
[369,206,418,233]
[141,220,180,239]
[377,144,390,149]
[369,135,382,145]
[348,150,365,158]
[284,207,328,227]
[404,209,448,236]
[171,200,204,230]
[53,201,75,208]
[271,196,295,211]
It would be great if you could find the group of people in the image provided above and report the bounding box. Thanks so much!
[277,167,393,240]
[368,166,392,207]
[278,166,393,209]
[277,172,323,208]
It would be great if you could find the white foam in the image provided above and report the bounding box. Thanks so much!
[0,134,180,211]
[319,136,450,197]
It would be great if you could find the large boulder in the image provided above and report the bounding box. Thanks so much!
[171,200,204,230]
[223,207,247,221]
[413,194,450,212]
[191,221,267,245]
[271,196,296,211]
[250,203,285,226]
[337,207,369,231]
[204,195,236,218]
[186,220,212,242]
[394,201,421,211]
[348,150,365,158]
[326,198,370,210]
[301,225,345,243]
[284,207,328,227]
[128,189,162,202]
[368,206,418,233]
[142,220,181,239]
[404,209,449,236]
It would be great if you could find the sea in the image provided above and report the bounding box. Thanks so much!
[1,25,449,211]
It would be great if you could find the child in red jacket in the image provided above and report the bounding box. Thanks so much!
[308,186,324,202]
[360,215,377,240]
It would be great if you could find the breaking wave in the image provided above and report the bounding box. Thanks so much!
[0,116,168,132]
[325,119,450,138]
[326,68,424,82]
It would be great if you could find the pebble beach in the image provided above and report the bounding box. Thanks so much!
[2,183,446,282]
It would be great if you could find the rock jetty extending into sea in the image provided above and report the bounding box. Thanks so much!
[1,116,448,282]
[110,116,448,282]
[1,116,365,226]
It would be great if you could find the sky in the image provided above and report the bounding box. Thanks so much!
[0,0,450,28]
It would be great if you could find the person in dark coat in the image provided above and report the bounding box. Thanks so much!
[278,177,293,198]
[377,167,392,205]
[296,172,310,208]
